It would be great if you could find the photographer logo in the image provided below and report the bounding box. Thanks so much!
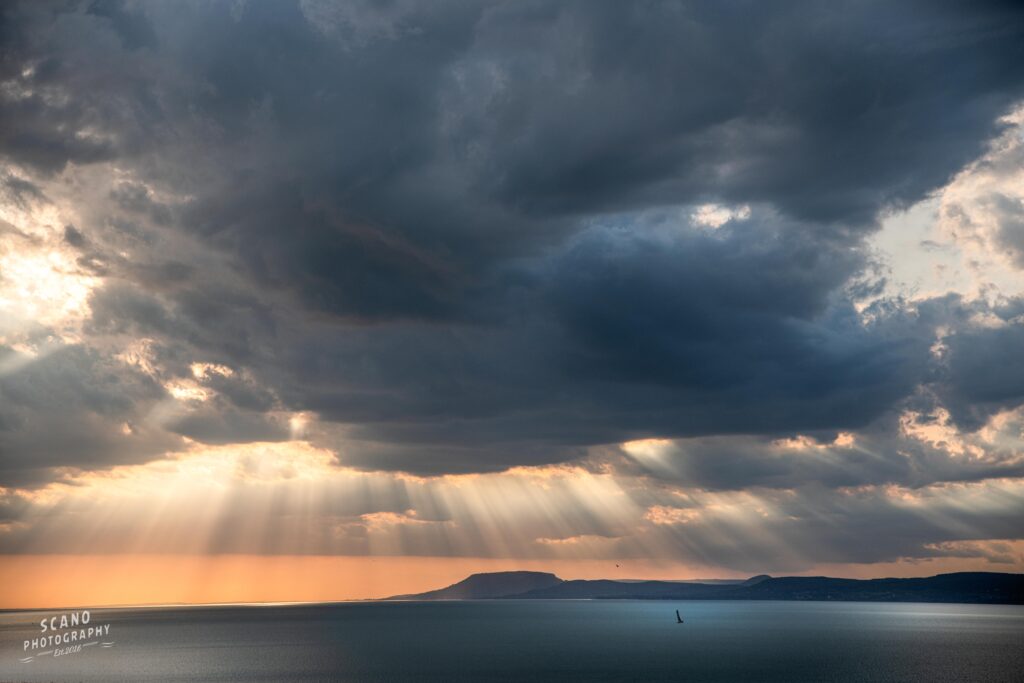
[19,610,114,664]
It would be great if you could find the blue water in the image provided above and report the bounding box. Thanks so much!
[1,600,1022,682]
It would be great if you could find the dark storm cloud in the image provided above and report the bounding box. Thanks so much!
[293,215,936,474]
[164,0,1024,322]
[6,0,1023,316]
[453,1,1024,225]
[86,280,278,370]
[940,319,1024,430]
[1,0,1023,485]
[164,400,289,445]
[0,344,181,486]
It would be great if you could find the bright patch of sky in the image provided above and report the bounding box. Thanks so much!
[872,108,1024,304]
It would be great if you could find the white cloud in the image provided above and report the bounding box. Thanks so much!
[691,203,751,229]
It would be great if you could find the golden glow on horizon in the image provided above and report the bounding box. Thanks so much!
[0,555,732,609]
[0,437,1019,611]
[2,550,1021,610]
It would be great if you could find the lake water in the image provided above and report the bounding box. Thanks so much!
[1,600,1022,682]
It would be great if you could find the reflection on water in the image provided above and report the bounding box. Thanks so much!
[1,600,1022,682]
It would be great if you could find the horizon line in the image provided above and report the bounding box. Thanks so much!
[3,568,1019,613]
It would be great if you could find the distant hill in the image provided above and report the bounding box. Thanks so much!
[386,571,1024,604]
[738,572,1024,604]
[385,571,563,600]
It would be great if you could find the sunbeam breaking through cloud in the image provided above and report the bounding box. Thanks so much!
[1,0,1023,609]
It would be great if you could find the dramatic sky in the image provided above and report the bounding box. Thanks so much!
[2,0,1024,607]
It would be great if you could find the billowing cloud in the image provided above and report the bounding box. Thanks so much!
[0,0,1023,573]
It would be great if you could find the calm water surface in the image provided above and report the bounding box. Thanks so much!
[1,600,1022,682]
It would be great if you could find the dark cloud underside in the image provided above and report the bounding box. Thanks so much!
[0,0,1022,482]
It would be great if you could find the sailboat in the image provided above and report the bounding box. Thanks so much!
[676,609,684,624]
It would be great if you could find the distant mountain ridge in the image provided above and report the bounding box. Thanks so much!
[385,571,563,600]
[386,571,1024,604]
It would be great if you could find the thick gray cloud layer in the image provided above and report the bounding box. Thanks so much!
[1,0,1023,490]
